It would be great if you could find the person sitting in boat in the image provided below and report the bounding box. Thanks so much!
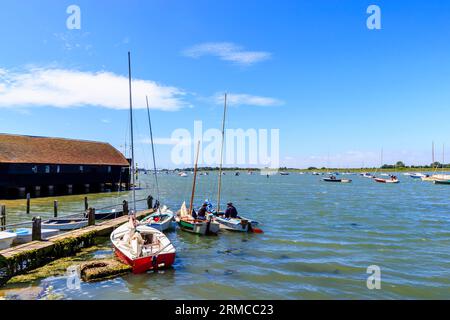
[196,203,208,220]
[224,202,238,219]
[204,199,214,213]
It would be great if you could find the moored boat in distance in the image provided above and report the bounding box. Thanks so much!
[323,175,352,183]
[361,172,374,179]
[111,220,176,273]
[279,172,290,175]
[433,179,450,185]
[410,173,427,179]
[374,176,399,183]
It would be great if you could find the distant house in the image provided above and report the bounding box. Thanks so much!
[0,134,130,199]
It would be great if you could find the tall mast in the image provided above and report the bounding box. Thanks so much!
[128,52,136,212]
[189,141,201,215]
[432,141,435,165]
[217,93,227,213]
[381,148,383,168]
[146,96,160,212]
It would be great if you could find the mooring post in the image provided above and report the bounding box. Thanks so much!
[87,208,96,226]
[84,196,88,211]
[26,193,31,214]
[54,200,58,218]
[32,216,42,241]
[147,195,153,209]
[0,205,6,231]
[123,200,129,216]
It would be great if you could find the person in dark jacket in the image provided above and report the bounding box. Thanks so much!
[197,203,208,220]
[224,202,238,219]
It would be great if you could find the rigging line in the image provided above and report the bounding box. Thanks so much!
[146,96,161,211]
[217,93,227,213]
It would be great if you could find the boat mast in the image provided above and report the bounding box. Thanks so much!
[381,148,383,170]
[217,93,227,213]
[128,51,136,212]
[146,96,160,213]
[189,141,201,216]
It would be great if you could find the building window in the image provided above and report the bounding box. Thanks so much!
[32,165,38,173]
[80,165,84,173]
[45,165,50,173]
[108,166,112,173]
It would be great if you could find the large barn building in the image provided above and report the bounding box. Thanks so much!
[0,134,131,199]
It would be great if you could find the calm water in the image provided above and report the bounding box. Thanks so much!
[1,172,450,299]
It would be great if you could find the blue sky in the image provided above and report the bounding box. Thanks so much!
[1,0,450,168]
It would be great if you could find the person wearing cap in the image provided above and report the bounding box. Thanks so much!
[224,202,238,219]
[197,203,208,220]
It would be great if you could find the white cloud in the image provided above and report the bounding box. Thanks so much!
[214,93,284,107]
[0,67,187,111]
[183,42,271,66]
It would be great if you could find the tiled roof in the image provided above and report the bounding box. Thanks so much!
[0,134,129,166]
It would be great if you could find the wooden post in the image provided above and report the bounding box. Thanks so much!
[84,196,88,211]
[53,200,58,218]
[122,200,129,216]
[0,205,6,231]
[87,208,96,226]
[26,193,31,214]
[32,216,42,241]
[147,195,153,210]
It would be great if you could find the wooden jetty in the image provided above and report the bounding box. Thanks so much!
[0,208,154,286]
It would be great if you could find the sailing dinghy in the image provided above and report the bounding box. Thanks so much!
[213,215,260,232]
[210,93,263,233]
[374,176,399,183]
[323,176,352,183]
[111,219,176,273]
[177,202,220,235]
[140,206,175,232]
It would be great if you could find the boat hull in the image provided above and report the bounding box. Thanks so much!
[323,178,352,183]
[7,228,59,245]
[433,180,450,185]
[214,217,253,232]
[111,223,176,274]
[374,178,399,184]
[0,232,16,250]
[178,218,220,235]
[42,219,88,230]
[94,210,124,220]
[113,245,176,274]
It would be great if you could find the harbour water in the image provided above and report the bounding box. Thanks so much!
[1,172,450,299]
